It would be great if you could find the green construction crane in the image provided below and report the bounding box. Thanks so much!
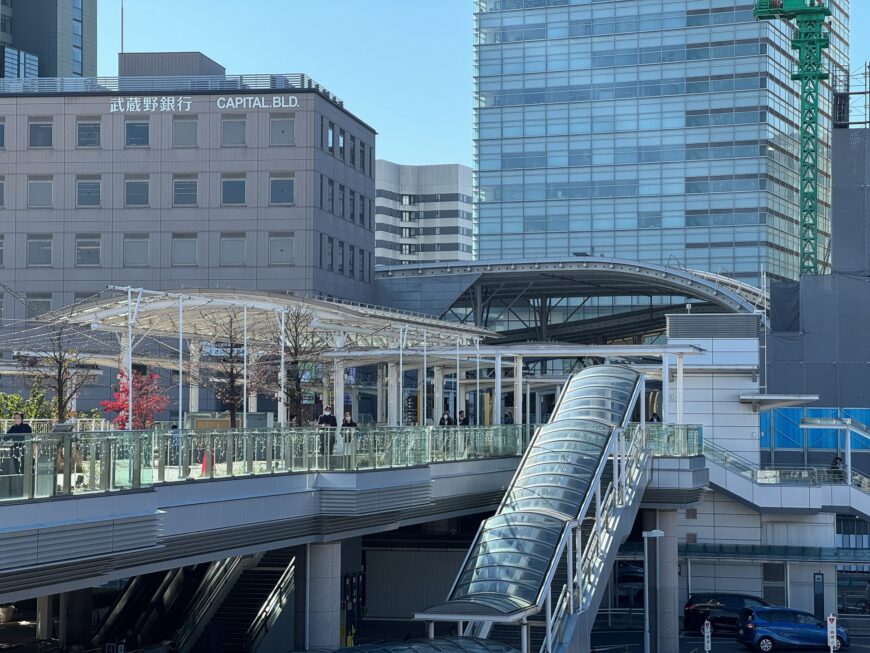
[754,0,831,275]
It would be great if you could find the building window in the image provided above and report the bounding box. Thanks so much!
[268,232,294,266]
[327,122,335,153]
[222,117,246,146]
[319,115,324,149]
[349,191,355,222]
[319,233,324,268]
[369,199,373,229]
[326,237,334,270]
[125,177,149,207]
[220,232,246,267]
[348,245,354,277]
[349,135,355,166]
[76,176,100,207]
[319,175,324,209]
[76,121,100,147]
[29,121,52,148]
[270,116,295,146]
[25,293,51,320]
[367,251,372,282]
[359,248,365,280]
[27,176,52,208]
[173,176,198,206]
[0,177,5,207]
[75,233,101,267]
[26,235,52,267]
[125,120,149,147]
[171,233,197,267]
[173,117,198,148]
[338,241,345,274]
[221,175,246,205]
[0,234,4,267]
[338,185,345,218]
[338,129,345,159]
[123,234,149,267]
[360,194,366,224]
[360,142,366,173]
[327,179,335,213]
[270,176,294,205]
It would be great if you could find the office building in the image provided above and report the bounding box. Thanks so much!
[473,0,849,284]
[375,160,473,265]
[0,53,377,325]
[0,0,97,78]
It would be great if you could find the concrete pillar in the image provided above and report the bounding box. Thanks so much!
[513,355,523,426]
[376,365,386,424]
[247,392,258,413]
[434,366,445,421]
[350,386,359,422]
[535,391,542,424]
[457,380,467,422]
[387,363,399,426]
[661,354,670,424]
[58,592,68,647]
[657,510,679,653]
[333,361,345,414]
[493,354,502,425]
[676,354,684,424]
[308,542,342,650]
[188,344,200,415]
[36,595,51,640]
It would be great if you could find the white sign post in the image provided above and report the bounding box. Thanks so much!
[703,619,712,651]
[827,613,837,652]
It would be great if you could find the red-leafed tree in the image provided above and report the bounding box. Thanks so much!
[100,370,169,430]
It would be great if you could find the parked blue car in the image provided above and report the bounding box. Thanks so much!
[737,607,849,651]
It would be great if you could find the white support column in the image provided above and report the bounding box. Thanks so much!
[676,354,684,424]
[494,353,503,425]
[526,379,531,427]
[640,375,646,425]
[474,339,481,425]
[846,427,853,486]
[387,363,399,426]
[278,310,286,426]
[188,343,200,415]
[242,306,248,429]
[376,365,386,424]
[308,541,342,650]
[125,288,134,430]
[36,595,51,640]
[350,387,359,421]
[422,330,428,426]
[178,296,184,427]
[434,366,445,421]
[247,393,258,413]
[333,360,345,415]
[661,354,670,425]
[513,355,523,426]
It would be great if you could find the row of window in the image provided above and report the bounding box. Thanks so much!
[1,114,296,150]
[319,174,372,229]
[318,234,371,282]
[7,232,296,269]
[1,174,295,209]
[321,117,373,178]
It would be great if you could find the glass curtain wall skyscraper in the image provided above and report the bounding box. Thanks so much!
[474,0,848,284]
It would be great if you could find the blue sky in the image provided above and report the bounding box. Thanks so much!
[98,1,870,168]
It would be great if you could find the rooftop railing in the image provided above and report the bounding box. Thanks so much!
[0,425,533,503]
[0,73,344,106]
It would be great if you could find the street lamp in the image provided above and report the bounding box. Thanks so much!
[642,529,665,653]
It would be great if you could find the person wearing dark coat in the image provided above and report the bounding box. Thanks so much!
[341,412,358,428]
[458,411,469,426]
[438,412,454,426]
[4,412,31,475]
[317,406,338,427]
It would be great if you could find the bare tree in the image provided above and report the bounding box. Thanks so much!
[259,307,331,426]
[192,310,264,428]
[20,323,93,422]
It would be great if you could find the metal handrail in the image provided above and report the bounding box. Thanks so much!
[0,425,529,503]
[246,557,295,652]
[174,555,249,653]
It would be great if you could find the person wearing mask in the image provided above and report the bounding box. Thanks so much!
[318,406,338,427]
[458,411,469,426]
[341,412,358,428]
[3,413,31,497]
[650,412,662,423]
[438,412,454,426]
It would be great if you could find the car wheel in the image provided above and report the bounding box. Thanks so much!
[757,637,775,652]
[834,636,845,651]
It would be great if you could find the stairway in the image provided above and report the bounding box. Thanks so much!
[193,548,294,653]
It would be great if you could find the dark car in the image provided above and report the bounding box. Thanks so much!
[737,606,849,651]
[684,593,770,635]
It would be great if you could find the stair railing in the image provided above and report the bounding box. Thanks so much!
[174,554,251,653]
[246,556,296,652]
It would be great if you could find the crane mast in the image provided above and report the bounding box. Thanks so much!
[754,0,831,275]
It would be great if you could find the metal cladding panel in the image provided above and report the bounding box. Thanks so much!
[832,129,870,276]
[666,314,761,339]
[0,530,38,571]
[320,483,432,515]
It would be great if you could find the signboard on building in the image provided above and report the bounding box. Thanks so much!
[109,95,299,113]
